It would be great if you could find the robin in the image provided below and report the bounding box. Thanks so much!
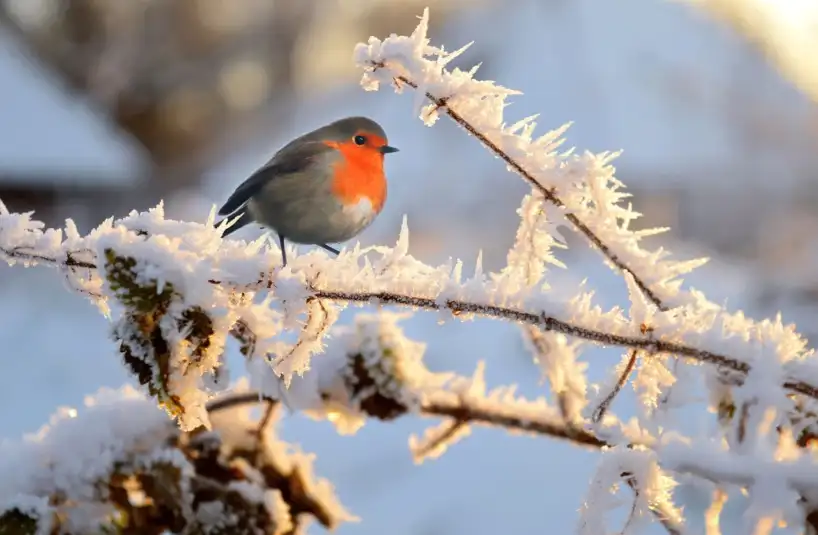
[216,116,399,266]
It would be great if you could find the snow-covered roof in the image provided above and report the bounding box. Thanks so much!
[0,27,145,187]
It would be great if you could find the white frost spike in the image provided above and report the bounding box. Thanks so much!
[577,449,627,535]
[372,216,410,274]
[245,233,269,256]
[507,114,539,136]
[205,204,217,227]
[394,216,410,258]
[473,250,483,280]
[451,259,463,285]
[502,192,566,293]
[64,218,80,242]
[467,360,487,398]
[414,84,430,124]
[412,8,432,57]
[439,41,473,68]
[578,447,683,535]
[623,271,656,328]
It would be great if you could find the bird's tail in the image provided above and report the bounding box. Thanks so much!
[216,210,253,237]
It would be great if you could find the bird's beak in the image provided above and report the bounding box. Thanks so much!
[379,145,399,154]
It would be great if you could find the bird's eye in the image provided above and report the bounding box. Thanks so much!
[353,135,366,146]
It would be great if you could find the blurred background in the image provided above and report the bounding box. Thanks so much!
[1,0,817,533]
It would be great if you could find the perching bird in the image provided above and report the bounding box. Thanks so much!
[216,116,398,266]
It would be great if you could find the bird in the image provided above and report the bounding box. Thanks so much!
[215,116,399,266]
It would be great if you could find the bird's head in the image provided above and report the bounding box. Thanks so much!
[319,116,399,159]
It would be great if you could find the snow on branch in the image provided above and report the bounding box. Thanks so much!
[0,384,354,535]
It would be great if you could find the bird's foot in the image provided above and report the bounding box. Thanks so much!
[318,243,340,256]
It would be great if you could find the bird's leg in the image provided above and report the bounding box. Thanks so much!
[278,233,287,267]
[318,243,340,256]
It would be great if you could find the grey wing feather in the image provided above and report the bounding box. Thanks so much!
[217,171,271,216]
[217,141,335,216]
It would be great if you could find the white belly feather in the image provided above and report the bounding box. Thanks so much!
[344,197,376,226]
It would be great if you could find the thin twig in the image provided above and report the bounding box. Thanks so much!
[591,350,639,423]
[255,399,280,441]
[370,62,734,424]
[411,419,469,460]
[421,398,608,448]
[619,488,640,535]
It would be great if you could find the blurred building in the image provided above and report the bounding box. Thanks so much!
[0,26,144,228]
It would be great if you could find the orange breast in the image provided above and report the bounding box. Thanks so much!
[326,142,387,212]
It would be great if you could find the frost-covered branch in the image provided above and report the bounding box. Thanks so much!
[4,202,817,417]
[354,10,706,311]
[211,388,607,449]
